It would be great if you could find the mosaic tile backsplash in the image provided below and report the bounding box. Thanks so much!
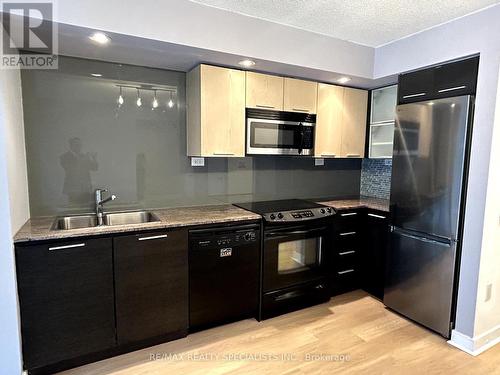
[360,159,392,200]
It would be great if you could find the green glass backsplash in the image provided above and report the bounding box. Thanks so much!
[21,56,361,216]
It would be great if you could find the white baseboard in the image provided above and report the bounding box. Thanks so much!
[448,325,500,356]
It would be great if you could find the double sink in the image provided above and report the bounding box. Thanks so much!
[52,211,160,230]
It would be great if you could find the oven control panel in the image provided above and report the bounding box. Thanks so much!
[263,207,335,223]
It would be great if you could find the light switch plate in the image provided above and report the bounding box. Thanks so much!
[315,158,325,166]
[191,157,205,167]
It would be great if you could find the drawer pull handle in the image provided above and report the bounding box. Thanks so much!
[49,243,85,251]
[368,213,386,219]
[346,154,361,158]
[402,92,426,99]
[213,152,235,156]
[338,269,355,275]
[256,104,275,109]
[341,212,357,217]
[438,85,466,93]
[292,108,309,113]
[321,154,336,157]
[138,234,168,241]
[340,231,356,236]
[339,250,356,256]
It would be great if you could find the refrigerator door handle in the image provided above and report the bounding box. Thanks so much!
[393,229,452,247]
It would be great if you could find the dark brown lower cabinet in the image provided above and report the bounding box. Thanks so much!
[361,211,390,300]
[15,238,116,371]
[331,209,363,296]
[113,229,188,345]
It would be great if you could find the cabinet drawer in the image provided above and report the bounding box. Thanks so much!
[335,250,359,270]
[332,268,359,295]
[336,210,362,232]
[335,232,360,252]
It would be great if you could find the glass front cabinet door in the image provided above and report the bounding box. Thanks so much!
[369,85,397,158]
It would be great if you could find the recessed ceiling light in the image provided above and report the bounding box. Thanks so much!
[337,77,351,84]
[238,59,256,68]
[90,73,102,77]
[89,32,111,45]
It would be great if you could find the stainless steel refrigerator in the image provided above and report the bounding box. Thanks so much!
[384,95,473,338]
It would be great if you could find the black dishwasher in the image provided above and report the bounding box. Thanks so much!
[189,223,260,331]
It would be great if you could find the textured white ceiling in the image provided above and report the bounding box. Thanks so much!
[189,0,500,47]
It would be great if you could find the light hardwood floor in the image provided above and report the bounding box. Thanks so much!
[60,291,500,375]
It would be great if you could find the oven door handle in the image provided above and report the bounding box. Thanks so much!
[265,226,327,238]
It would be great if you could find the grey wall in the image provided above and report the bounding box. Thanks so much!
[21,56,361,217]
[0,65,24,375]
[360,159,392,199]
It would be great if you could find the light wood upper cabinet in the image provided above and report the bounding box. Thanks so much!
[187,64,245,157]
[341,87,368,158]
[315,84,343,158]
[246,72,283,111]
[315,84,368,158]
[283,78,318,114]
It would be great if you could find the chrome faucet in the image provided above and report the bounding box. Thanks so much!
[95,189,117,226]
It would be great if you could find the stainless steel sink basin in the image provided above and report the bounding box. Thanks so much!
[51,215,98,230]
[52,211,160,230]
[103,211,160,226]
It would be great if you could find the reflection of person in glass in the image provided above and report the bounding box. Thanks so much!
[60,137,98,204]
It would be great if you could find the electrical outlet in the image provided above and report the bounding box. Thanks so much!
[191,157,205,167]
[315,158,325,166]
[486,283,492,302]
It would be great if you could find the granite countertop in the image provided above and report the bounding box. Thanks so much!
[316,196,390,213]
[14,205,262,244]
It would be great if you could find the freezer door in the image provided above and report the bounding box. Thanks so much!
[390,96,470,239]
[384,228,457,337]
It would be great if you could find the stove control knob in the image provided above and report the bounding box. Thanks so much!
[244,232,251,241]
[327,207,332,213]
[270,214,276,220]
[320,208,326,214]
[277,213,284,219]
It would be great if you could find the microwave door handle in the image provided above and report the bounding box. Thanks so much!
[298,122,304,154]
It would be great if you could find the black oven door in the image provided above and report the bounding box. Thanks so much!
[263,222,331,292]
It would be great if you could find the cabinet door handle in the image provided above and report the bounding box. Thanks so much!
[346,154,361,158]
[292,108,309,113]
[49,243,85,251]
[138,234,168,241]
[438,85,466,93]
[402,92,426,99]
[256,104,275,109]
[213,152,235,156]
[341,212,357,217]
[340,231,356,236]
[338,269,355,275]
[368,213,386,219]
[339,250,356,256]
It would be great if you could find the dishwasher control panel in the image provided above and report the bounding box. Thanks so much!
[190,225,260,251]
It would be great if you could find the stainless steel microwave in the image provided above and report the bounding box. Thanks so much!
[246,109,316,156]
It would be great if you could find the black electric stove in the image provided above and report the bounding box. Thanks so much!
[234,199,335,319]
[234,199,335,224]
